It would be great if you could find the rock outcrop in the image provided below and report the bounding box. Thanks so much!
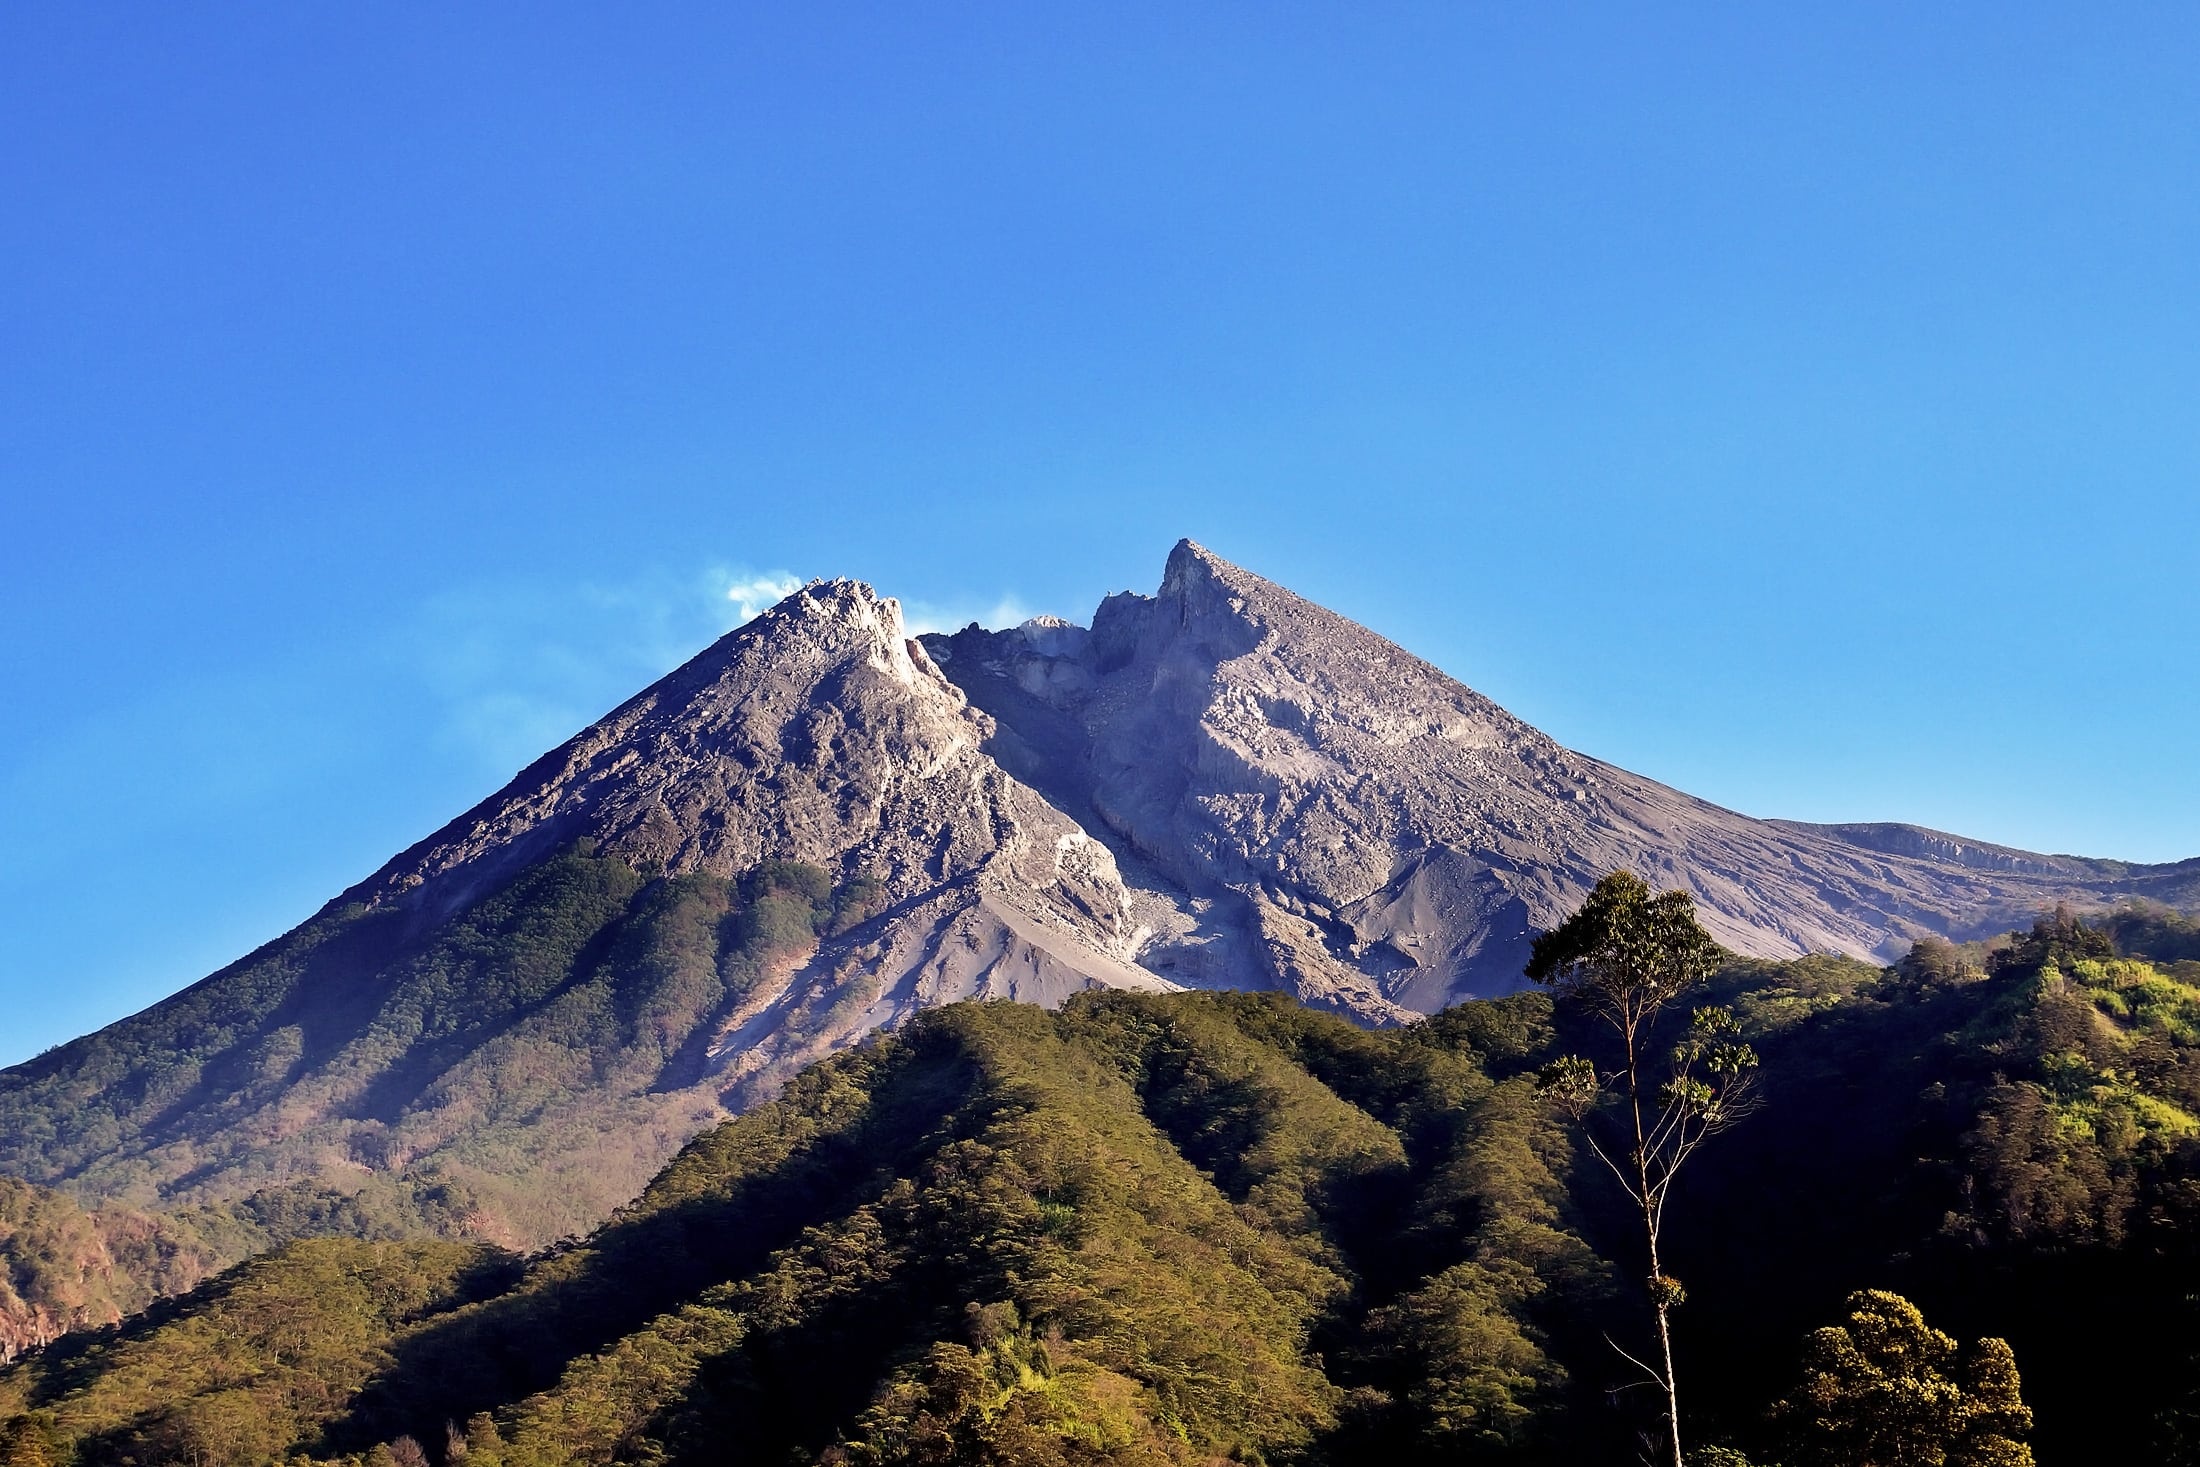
[928,540,2200,1015]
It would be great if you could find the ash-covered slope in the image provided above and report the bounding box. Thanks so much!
[929,540,2196,1015]
[337,575,1167,1026]
[0,581,1168,1244]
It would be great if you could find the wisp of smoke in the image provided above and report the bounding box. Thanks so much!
[725,574,803,622]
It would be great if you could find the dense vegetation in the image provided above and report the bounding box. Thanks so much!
[0,851,883,1250]
[2,989,1601,1465]
[3,898,2196,1464]
[0,1182,217,1365]
[1673,907,2200,1463]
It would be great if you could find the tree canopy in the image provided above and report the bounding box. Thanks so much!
[1778,1290,2033,1467]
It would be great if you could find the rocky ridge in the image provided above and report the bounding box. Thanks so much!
[343,576,1174,1062]
[928,540,2199,1016]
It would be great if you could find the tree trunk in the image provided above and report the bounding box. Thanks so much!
[1655,1294,1682,1467]
[1627,1018,1685,1467]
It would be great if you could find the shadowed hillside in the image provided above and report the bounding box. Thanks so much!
[0,851,893,1248]
[8,920,2200,1464]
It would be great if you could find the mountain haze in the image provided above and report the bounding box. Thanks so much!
[1,540,2190,1250]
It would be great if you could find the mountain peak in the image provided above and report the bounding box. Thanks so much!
[1158,536,1299,618]
[728,576,929,687]
[1159,536,1227,586]
[773,575,900,631]
[0,558,1180,1240]
[334,575,946,917]
[930,538,2200,1016]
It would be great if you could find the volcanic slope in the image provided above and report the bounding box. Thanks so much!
[0,581,1170,1246]
[926,539,2198,1016]
[3,542,2192,1249]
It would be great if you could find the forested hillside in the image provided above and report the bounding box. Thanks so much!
[0,1183,215,1365]
[5,902,2198,1465]
[0,851,883,1249]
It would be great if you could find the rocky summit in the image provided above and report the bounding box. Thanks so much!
[1,540,2192,1247]
[929,539,2198,1018]
[344,574,1173,1068]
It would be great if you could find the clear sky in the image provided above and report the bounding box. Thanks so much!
[4,4,2197,1064]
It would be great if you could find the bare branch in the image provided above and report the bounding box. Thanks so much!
[1602,1332,1671,1393]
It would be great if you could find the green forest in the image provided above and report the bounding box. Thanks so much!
[6,881,2200,1465]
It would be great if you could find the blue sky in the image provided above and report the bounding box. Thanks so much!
[4,4,2197,1063]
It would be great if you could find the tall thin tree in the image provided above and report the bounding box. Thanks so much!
[1528,871,1758,1467]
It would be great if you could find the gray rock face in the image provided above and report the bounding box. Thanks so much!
[343,577,1174,1091]
[353,582,1098,920]
[927,540,2199,1017]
